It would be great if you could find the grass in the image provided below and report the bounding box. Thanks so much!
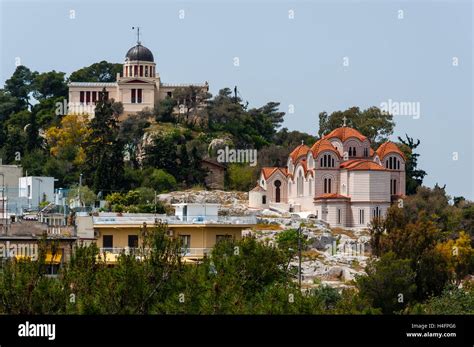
[331,227,356,238]
[253,223,282,231]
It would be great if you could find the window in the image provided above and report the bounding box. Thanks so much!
[79,91,84,103]
[179,235,191,249]
[86,91,91,103]
[391,179,397,195]
[27,185,31,198]
[373,207,381,218]
[359,209,365,224]
[92,91,97,103]
[262,195,266,204]
[167,91,172,98]
[324,178,332,194]
[137,89,142,103]
[134,65,138,76]
[131,89,136,103]
[103,235,113,250]
[145,66,149,77]
[364,148,368,157]
[349,147,352,157]
[337,209,342,224]
[139,65,143,77]
[216,235,233,243]
[397,160,400,170]
[320,154,334,168]
[297,171,304,197]
[128,235,138,248]
[353,147,356,156]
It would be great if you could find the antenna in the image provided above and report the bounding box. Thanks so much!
[132,26,141,45]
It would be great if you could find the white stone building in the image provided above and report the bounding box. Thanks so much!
[68,40,209,116]
[249,125,406,229]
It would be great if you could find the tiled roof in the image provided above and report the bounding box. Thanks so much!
[375,142,406,160]
[261,167,288,179]
[289,144,310,162]
[340,159,386,171]
[295,159,314,177]
[323,127,367,142]
[250,185,266,192]
[311,138,340,157]
[314,193,350,200]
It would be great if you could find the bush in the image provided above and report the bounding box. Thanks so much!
[226,164,257,191]
[144,169,177,193]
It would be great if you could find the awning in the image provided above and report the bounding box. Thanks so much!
[45,252,62,264]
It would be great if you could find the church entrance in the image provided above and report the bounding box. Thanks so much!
[274,180,281,203]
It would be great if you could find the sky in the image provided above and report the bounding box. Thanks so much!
[0,0,472,199]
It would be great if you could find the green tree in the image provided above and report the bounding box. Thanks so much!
[397,134,427,195]
[318,106,395,148]
[144,134,177,173]
[4,65,36,110]
[144,169,177,193]
[69,61,123,82]
[356,252,417,314]
[83,88,124,192]
[227,164,257,191]
[32,70,67,100]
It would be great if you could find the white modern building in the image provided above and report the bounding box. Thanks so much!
[18,176,55,210]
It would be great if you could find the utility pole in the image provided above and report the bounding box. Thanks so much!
[298,223,302,289]
[79,173,82,208]
[0,173,4,232]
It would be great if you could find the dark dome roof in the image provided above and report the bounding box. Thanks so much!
[125,44,154,62]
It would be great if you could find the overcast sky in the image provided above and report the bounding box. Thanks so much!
[0,0,472,199]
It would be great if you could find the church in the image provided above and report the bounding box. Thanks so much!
[68,38,209,116]
[249,121,406,229]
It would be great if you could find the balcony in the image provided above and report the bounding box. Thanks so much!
[98,247,211,258]
[93,215,256,226]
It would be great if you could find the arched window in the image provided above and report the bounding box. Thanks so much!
[353,147,356,156]
[348,147,353,157]
[262,195,266,204]
[320,157,323,167]
[332,157,335,167]
[386,160,389,169]
[397,160,400,170]
[297,171,304,197]
[274,180,281,203]
[324,178,332,194]
[364,148,368,157]
[323,155,327,167]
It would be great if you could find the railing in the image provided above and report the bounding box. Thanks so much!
[99,247,211,257]
[93,215,256,225]
[181,248,212,257]
[99,247,140,255]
